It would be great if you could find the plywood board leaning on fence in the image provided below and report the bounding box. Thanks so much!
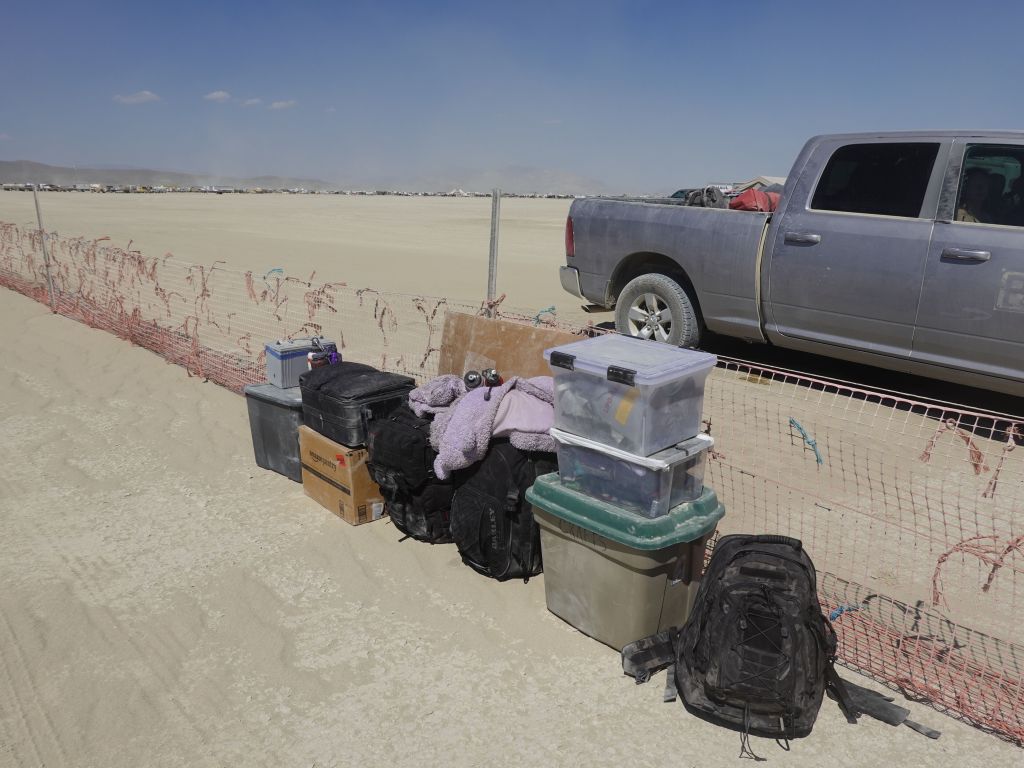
[437,312,584,379]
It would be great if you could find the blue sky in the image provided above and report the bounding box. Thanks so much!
[2,1,1022,192]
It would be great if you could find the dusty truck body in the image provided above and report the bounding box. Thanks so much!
[561,132,1024,397]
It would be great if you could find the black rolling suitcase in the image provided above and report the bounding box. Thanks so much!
[299,362,415,447]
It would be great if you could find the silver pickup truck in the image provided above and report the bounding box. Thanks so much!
[560,132,1024,397]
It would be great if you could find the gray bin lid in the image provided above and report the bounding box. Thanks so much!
[526,473,724,550]
[244,383,303,408]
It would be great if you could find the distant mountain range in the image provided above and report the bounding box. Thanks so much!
[0,160,335,191]
[0,160,618,195]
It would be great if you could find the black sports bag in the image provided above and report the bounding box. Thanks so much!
[448,441,556,582]
[367,406,454,544]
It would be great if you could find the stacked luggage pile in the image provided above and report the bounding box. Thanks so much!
[365,369,557,582]
[529,334,724,650]
[243,332,724,650]
[245,337,414,525]
[244,336,558,582]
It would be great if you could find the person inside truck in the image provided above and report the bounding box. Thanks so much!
[957,168,991,223]
[1005,168,1024,226]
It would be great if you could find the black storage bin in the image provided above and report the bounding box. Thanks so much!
[244,384,304,482]
[299,362,416,447]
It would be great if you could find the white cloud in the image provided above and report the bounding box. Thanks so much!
[325,106,337,113]
[204,90,231,102]
[0,133,10,141]
[269,100,296,110]
[113,90,160,105]
[242,98,262,106]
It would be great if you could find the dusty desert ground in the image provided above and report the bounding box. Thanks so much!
[1,192,1021,765]
[0,190,588,323]
[1,277,1022,761]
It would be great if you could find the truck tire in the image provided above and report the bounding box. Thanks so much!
[614,273,701,347]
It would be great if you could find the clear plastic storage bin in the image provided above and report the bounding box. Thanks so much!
[544,335,716,455]
[552,428,713,518]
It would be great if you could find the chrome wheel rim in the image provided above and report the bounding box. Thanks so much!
[626,293,672,341]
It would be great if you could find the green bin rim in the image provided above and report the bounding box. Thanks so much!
[526,473,724,551]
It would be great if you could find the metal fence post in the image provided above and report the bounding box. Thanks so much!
[486,188,501,316]
[33,184,57,312]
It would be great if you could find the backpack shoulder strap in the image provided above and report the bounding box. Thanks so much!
[825,661,859,724]
[621,628,678,684]
[830,674,942,739]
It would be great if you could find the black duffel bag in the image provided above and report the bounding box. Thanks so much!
[449,441,556,581]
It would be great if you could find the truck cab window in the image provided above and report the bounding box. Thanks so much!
[956,144,1024,226]
[810,142,939,218]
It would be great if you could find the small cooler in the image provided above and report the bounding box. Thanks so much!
[544,334,716,455]
[551,428,713,518]
[244,384,304,482]
[527,473,724,651]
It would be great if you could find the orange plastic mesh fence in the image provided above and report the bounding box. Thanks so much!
[703,360,1023,744]
[2,222,1022,744]
[0,222,591,388]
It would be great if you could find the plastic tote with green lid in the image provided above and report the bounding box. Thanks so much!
[526,473,724,650]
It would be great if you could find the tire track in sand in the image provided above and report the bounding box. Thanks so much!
[16,505,224,768]
[0,604,70,766]
[60,547,290,767]
[62,550,224,768]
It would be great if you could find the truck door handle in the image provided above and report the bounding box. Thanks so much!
[941,247,991,263]
[784,232,821,245]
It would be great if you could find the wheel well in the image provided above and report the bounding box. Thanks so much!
[609,252,703,323]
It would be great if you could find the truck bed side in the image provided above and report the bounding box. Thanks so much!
[569,197,769,340]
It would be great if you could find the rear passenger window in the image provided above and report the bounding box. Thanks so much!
[810,142,939,218]
[956,144,1024,227]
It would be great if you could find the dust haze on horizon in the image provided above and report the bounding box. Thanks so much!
[3,1,1024,195]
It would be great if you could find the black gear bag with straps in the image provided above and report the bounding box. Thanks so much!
[448,441,556,581]
[624,535,853,751]
[622,534,939,757]
[366,405,454,544]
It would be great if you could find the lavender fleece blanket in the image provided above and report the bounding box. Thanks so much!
[430,376,556,479]
[408,374,466,417]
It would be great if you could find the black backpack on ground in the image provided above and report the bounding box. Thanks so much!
[624,535,851,755]
[622,534,939,758]
[676,534,841,739]
[366,405,454,544]
[448,441,556,582]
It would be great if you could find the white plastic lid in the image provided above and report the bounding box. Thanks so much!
[550,427,713,469]
[544,334,716,387]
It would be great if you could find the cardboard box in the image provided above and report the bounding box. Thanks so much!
[299,425,386,525]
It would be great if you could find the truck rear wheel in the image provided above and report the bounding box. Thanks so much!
[614,273,701,347]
